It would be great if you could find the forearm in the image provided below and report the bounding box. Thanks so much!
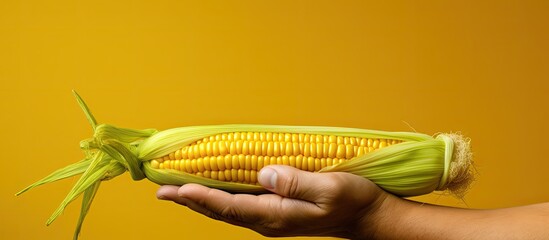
[361,195,549,240]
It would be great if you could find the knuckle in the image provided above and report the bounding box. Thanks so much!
[324,173,346,191]
[255,204,291,234]
[263,218,291,234]
[280,174,301,198]
[218,205,243,222]
[321,172,359,202]
[204,210,225,221]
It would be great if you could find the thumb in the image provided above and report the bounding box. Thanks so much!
[258,165,327,202]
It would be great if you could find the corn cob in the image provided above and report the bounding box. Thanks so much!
[17,91,474,240]
[150,132,403,183]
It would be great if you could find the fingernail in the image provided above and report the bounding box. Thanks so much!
[157,194,167,200]
[258,167,277,190]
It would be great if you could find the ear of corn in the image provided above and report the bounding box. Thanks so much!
[16,91,474,239]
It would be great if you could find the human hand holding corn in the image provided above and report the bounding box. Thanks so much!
[157,165,549,240]
[157,165,386,239]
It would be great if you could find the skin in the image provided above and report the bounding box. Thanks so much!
[156,165,549,240]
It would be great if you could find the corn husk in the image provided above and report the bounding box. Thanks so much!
[16,91,474,239]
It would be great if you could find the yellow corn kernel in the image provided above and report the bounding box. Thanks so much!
[150,131,402,184]
[150,159,160,169]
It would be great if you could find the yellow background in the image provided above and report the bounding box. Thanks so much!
[1,1,548,239]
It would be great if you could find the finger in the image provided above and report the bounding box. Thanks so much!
[182,198,299,237]
[156,185,189,206]
[177,184,273,223]
[179,183,321,222]
[156,185,251,227]
[178,183,322,235]
[157,185,263,231]
[258,165,334,202]
[182,196,259,230]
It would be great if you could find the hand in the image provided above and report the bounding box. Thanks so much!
[156,166,549,240]
[156,165,389,239]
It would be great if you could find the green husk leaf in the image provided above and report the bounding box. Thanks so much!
[46,153,122,226]
[16,159,91,196]
[72,90,97,131]
[100,139,145,180]
[94,124,157,144]
[73,181,101,240]
[321,139,446,196]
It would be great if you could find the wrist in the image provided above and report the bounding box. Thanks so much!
[353,192,401,240]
